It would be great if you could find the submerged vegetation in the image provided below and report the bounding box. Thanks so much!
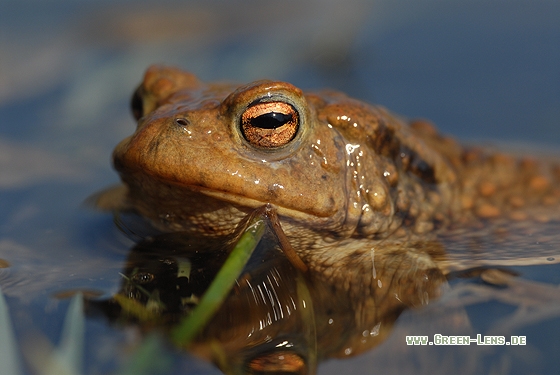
[0,212,299,375]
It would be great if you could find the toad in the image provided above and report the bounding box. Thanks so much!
[95,65,560,361]
[102,65,560,286]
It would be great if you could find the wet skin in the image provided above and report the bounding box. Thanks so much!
[98,65,560,363]
[111,65,560,276]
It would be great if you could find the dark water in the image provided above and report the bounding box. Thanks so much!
[1,1,560,374]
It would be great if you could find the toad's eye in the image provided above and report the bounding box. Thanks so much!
[240,101,299,148]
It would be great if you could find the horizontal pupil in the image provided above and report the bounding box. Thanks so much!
[251,112,293,129]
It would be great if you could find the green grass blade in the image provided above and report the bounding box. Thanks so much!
[0,286,24,375]
[54,293,85,375]
[171,216,266,346]
[33,293,86,375]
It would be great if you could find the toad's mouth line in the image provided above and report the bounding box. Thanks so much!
[175,182,333,220]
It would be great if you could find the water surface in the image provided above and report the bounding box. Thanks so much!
[1,1,559,374]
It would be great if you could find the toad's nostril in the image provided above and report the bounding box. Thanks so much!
[175,118,189,127]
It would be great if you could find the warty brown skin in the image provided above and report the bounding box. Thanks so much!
[113,66,560,265]
[106,65,560,357]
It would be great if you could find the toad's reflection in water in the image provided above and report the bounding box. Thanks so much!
[85,207,560,374]
[87,223,445,374]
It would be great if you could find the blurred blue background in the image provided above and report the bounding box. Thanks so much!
[0,1,559,374]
